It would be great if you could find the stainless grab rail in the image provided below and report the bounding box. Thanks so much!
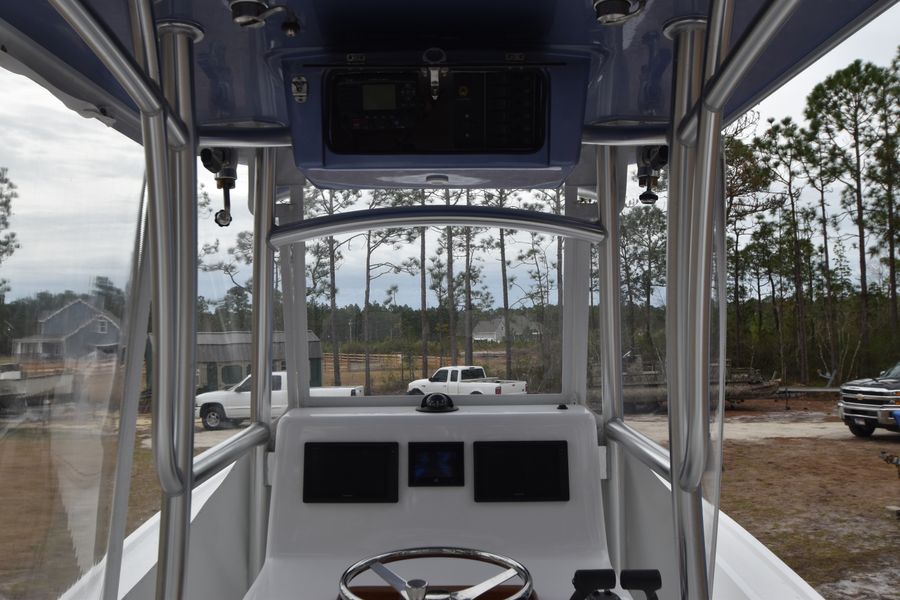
[198,124,665,149]
[679,0,732,495]
[199,126,292,147]
[249,148,277,579]
[594,146,626,572]
[269,205,606,247]
[155,20,202,600]
[605,419,671,480]
[678,0,802,144]
[193,423,271,487]
[582,124,668,146]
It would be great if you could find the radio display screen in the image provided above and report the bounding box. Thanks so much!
[362,83,397,111]
[408,442,464,487]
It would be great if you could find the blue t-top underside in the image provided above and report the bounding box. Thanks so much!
[0,0,893,186]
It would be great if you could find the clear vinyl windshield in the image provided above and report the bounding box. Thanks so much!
[0,68,146,597]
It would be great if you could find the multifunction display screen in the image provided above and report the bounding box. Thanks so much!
[473,441,569,502]
[303,442,399,503]
[326,68,546,154]
[408,442,464,487]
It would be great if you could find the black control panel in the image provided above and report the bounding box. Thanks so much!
[326,68,547,154]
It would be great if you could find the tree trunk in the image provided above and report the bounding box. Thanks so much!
[818,189,839,384]
[464,209,474,364]
[363,233,372,394]
[767,266,785,380]
[623,264,636,352]
[732,226,742,365]
[787,190,809,383]
[644,273,655,356]
[500,228,512,378]
[445,190,457,364]
[887,170,898,341]
[328,235,341,385]
[418,192,429,377]
[557,237,563,314]
[754,268,763,334]
[420,225,428,377]
[852,128,869,349]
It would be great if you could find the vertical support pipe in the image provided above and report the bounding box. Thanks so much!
[280,243,300,406]
[561,185,591,404]
[292,242,311,405]
[663,18,706,600]
[249,148,277,579]
[595,147,625,570]
[101,181,151,600]
[664,17,708,600]
[682,0,733,493]
[155,21,202,600]
[280,183,310,409]
[664,0,733,594]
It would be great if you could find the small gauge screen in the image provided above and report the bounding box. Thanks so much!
[362,83,397,111]
[409,442,464,487]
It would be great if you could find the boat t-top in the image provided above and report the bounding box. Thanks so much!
[0,0,894,599]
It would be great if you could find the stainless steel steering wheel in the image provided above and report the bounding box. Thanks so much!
[339,547,533,600]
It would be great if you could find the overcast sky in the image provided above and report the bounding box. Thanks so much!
[0,5,897,311]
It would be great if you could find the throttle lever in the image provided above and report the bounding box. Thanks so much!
[569,569,618,600]
[620,569,662,600]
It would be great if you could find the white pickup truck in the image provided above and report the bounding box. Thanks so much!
[406,366,527,396]
[195,371,364,429]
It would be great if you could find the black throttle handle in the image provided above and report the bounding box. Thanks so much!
[569,569,619,600]
[620,569,662,600]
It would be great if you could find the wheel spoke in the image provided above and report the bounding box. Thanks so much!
[451,568,518,600]
[370,561,410,599]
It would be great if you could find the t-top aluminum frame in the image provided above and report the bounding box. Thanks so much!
[46,0,803,597]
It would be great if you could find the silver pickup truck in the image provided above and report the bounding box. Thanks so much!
[837,361,900,437]
[406,366,527,396]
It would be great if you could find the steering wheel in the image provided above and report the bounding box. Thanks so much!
[339,547,533,600]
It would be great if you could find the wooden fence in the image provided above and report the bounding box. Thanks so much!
[319,352,509,393]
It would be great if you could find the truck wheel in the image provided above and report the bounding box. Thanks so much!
[469,391,483,395]
[848,421,875,438]
[408,389,424,395]
[202,405,226,430]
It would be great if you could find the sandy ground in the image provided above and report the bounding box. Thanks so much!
[627,411,852,443]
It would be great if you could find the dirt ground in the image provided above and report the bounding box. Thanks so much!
[1,396,898,599]
[629,397,900,600]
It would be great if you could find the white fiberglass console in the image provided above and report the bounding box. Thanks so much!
[245,404,611,600]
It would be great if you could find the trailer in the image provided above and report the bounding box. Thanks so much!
[0,364,74,413]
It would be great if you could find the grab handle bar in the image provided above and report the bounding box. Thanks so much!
[48,0,188,146]
[605,419,671,480]
[677,0,802,144]
[269,205,606,247]
[193,423,271,487]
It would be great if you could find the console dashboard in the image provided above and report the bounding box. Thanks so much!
[302,439,569,503]
[257,404,611,600]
